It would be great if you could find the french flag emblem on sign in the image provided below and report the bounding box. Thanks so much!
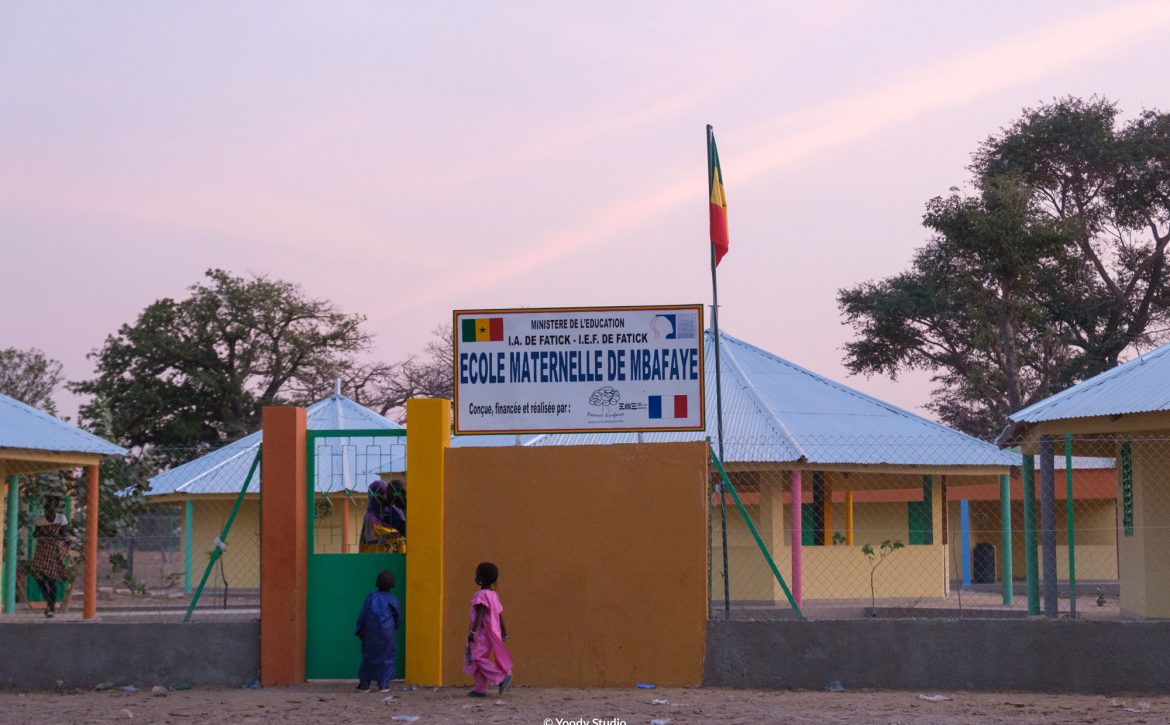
[648,395,687,419]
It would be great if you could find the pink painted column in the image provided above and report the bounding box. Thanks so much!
[790,469,803,607]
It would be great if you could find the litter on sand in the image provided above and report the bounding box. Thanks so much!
[1125,700,1151,714]
[93,682,114,691]
[391,717,421,722]
[382,696,395,704]
[151,686,168,697]
[824,680,845,693]
[917,694,951,702]
[650,720,672,725]
[120,686,138,693]
[636,683,656,689]
[651,698,669,705]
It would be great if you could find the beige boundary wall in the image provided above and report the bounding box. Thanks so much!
[442,442,708,687]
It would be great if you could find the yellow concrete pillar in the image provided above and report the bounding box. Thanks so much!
[405,398,450,685]
[932,475,948,596]
[759,472,788,603]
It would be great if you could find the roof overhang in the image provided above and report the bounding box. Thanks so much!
[998,410,1170,454]
[720,460,1011,477]
[0,447,104,476]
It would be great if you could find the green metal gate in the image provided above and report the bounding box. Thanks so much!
[305,429,407,680]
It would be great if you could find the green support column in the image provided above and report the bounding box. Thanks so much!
[1065,433,1077,619]
[183,499,193,595]
[999,473,1013,606]
[1022,453,1039,615]
[3,476,18,613]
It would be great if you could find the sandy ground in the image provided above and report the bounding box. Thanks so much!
[0,683,1165,724]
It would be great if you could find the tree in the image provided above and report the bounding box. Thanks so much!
[840,97,1170,438]
[288,323,454,422]
[0,347,64,414]
[71,269,371,458]
[861,539,904,614]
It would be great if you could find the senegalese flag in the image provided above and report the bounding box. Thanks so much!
[461,317,504,343]
[707,125,729,266]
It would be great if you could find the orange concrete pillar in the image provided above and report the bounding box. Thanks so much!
[260,406,307,686]
[84,464,99,620]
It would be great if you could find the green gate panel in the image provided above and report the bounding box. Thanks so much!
[306,552,406,680]
[801,502,817,546]
[907,475,934,546]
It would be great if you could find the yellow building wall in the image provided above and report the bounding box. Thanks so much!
[182,493,368,590]
[1120,440,1170,619]
[712,492,948,602]
[951,499,1118,583]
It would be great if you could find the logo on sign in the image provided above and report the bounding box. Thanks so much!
[589,386,620,407]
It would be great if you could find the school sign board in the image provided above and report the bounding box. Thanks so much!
[453,305,705,434]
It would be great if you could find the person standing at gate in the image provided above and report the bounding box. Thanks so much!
[464,561,513,697]
[355,569,401,692]
[31,495,72,618]
[360,480,404,553]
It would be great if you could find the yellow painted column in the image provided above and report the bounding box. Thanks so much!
[844,491,854,546]
[932,474,948,596]
[822,474,833,545]
[406,398,450,685]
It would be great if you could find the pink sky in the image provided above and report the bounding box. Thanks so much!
[2,1,1169,421]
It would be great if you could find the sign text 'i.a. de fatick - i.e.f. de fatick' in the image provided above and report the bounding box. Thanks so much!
[452,305,705,435]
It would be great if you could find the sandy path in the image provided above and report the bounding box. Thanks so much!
[0,683,1164,724]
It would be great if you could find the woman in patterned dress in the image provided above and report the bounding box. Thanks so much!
[31,496,71,618]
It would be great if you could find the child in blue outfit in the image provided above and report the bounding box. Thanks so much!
[355,570,401,692]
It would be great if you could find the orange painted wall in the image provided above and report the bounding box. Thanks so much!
[441,441,708,687]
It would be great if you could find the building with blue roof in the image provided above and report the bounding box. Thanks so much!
[146,384,404,592]
[1000,340,1170,619]
[1,392,126,617]
[517,331,1017,608]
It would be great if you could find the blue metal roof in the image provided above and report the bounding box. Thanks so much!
[1009,340,1170,424]
[527,331,1016,468]
[0,392,126,457]
[148,391,404,496]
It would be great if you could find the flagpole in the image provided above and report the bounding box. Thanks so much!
[708,124,731,619]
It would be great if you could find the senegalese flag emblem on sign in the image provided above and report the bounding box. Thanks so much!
[461,317,504,342]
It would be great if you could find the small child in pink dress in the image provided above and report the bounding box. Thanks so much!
[464,561,513,697]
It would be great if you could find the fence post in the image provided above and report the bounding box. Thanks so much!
[1064,433,1076,618]
[183,500,193,595]
[3,475,17,613]
[790,469,803,608]
[999,473,1013,605]
[960,500,971,587]
[84,464,99,620]
[1039,436,1058,619]
[1022,453,1039,615]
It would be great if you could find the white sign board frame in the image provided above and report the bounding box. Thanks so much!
[453,305,705,435]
